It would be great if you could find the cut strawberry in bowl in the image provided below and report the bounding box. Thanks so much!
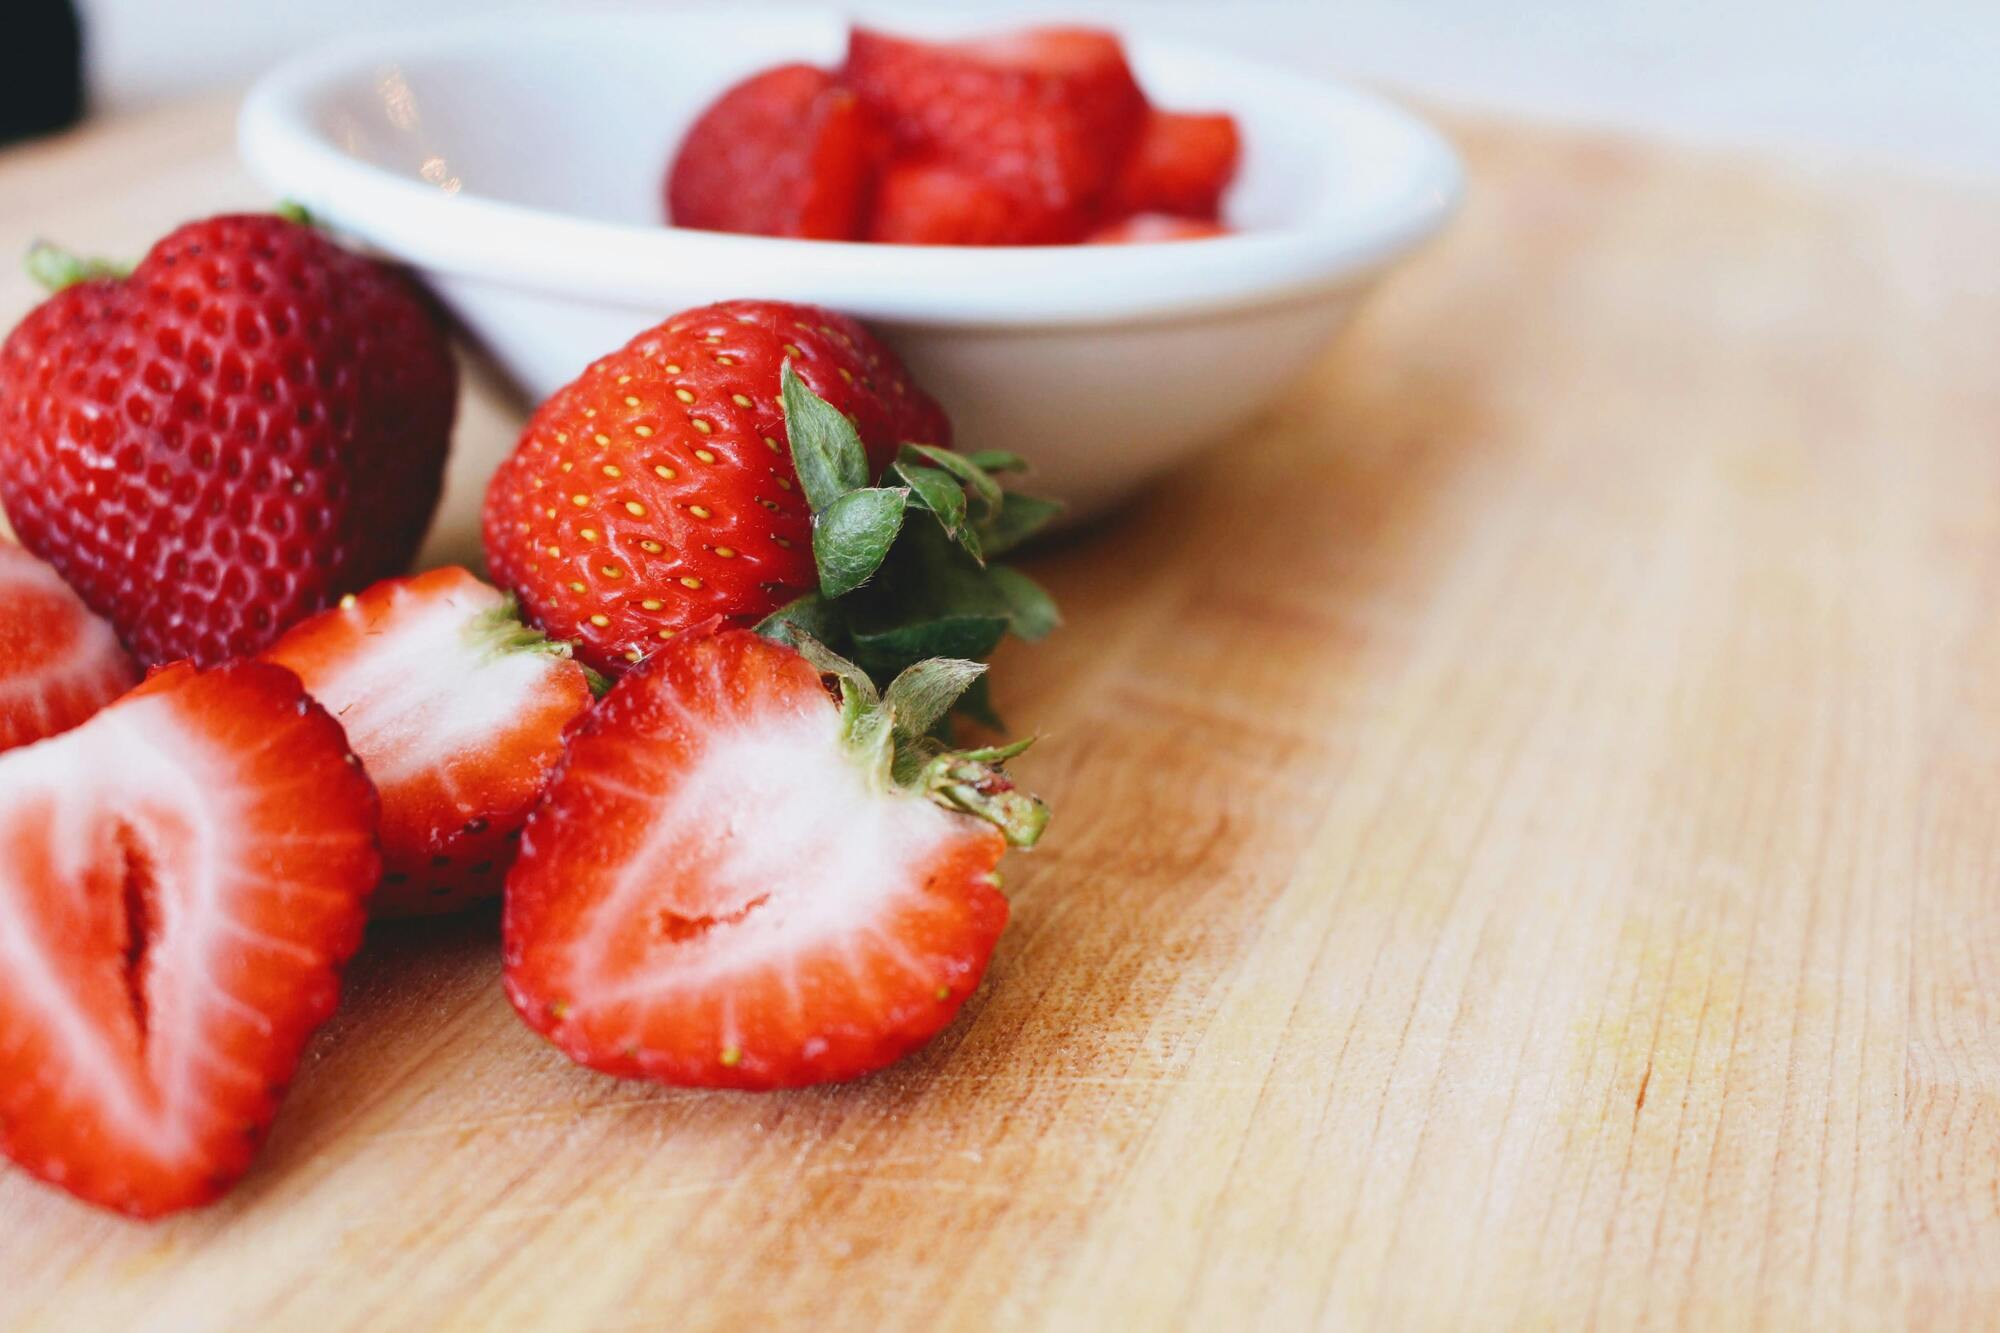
[843,24,1146,240]
[503,628,1045,1090]
[240,14,1463,519]
[262,566,599,916]
[666,63,886,240]
[1107,110,1242,221]
[0,542,139,751]
[0,660,379,1218]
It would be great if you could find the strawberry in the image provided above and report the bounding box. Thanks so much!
[262,566,599,916]
[1106,110,1241,220]
[481,299,956,674]
[0,659,379,1218]
[1087,214,1233,244]
[666,64,887,240]
[0,541,138,750]
[867,159,1051,246]
[503,629,1045,1089]
[842,26,1146,241]
[0,213,458,669]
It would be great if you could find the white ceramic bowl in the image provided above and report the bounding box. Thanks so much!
[238,10,1461,519]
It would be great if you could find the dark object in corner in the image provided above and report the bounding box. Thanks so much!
[0,0,85,147]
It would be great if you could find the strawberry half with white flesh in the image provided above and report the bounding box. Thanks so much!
[503,628,1046,1090]
[0,541,138,751]
[263,566,600,916]
[0,660,379,1218]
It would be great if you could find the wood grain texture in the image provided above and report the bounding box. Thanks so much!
[1,97,1998,1331]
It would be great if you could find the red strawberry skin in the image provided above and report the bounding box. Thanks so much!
[503,630,1008,1090]
[262,566,596,915]
[868,159,1056,246]
[482,300,949,674]
[1107,110,1241,220]
[667,64,886,240]
[0,659,379,1218]
[0,214,458,669]
[0,542,138,750]
[843,26,1146,241]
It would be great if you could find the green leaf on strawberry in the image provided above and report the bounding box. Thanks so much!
[902,442,1003,518]
[813,486,910,596]
[883,656,988,744]
[952,673,1006,733]
[966,449,1029,473]
[24,242,131,294]
[893,458,981,561]
[979,491,1065,557]
[780,360,871,509]
[984,565,1061,640]
[753,590,845,648]
[850,614,1011,683]
[751,363,1064,720]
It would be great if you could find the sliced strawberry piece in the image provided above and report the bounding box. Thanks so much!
[504,630,1046,1089]
[1086,214,1233,244]
[843,26,1146,239]
[1107,110,1241,220]
[0,660,378,1217]
[867,159,1059,245]
[666,64,886,240]
[0,542,138,751]
[262,566,598,916]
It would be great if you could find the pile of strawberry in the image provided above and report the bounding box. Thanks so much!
[0,211,1056,1218]
[667,25,1239,245]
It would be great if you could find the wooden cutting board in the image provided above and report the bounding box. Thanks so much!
[1,94,1998,1331]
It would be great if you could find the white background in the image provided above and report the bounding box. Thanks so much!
[78,0,1999,181]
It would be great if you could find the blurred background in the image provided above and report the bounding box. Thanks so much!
[5,0,1996,178]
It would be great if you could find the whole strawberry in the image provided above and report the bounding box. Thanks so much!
[482,299,951,673]
[0,213,457,666]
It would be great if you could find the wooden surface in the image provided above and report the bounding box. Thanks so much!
[2,95,1999,1332]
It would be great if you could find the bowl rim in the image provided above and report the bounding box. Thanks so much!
[237,10,1464,328]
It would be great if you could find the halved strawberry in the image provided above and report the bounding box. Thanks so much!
[843,25,1146,240]
[503,629,1046,1090]
[1106,110,1241,220]
[0,541,138,751]
[262,566,598,916]
[666,64,886,240]
[1086,214,1233,244]
[0,660,379,1218]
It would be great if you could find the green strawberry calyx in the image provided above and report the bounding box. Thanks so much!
[756,363,1065,735]
[26,206,320,294]
[24,241,131,293]
[771,626,1049,849]
[465,592,612,696]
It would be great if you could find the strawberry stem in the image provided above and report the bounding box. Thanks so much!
[922,749,1049,849]
[25,240,130,293]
